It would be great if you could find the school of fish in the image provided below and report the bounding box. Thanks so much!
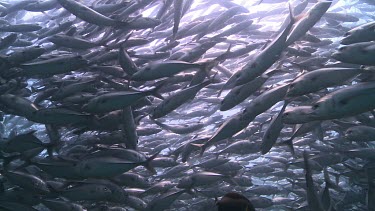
[0,0,374,210]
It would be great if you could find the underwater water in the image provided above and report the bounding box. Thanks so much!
[0,0,375,210]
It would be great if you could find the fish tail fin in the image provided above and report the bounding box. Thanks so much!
[45,142,57,157]
[208,71,219,83]
[323,168,334,189]
[214,151,221,159]
[149,81,166,100]
[199,60,218,79]
[217,84,225,97]
[199,145,206,156]
[288,2,296,25]
[282,138,295,156]
[190,143,205,156]
[224,175,239,186]
[329,171,341,185]
[214,44,232,63]
[144,151,160,174]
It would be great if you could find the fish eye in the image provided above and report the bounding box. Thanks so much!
[312,104,319,109]
[344,32,350,36]
[283,112,289,116]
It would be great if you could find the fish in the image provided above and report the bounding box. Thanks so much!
[151,118,205,134]
[344,125,375,142]
[286,0,332,45]
[286,67,364,97]
[308,82,375,121]
[303,151,326,211]
[0,24,42,32]
[332,41,375,65]
[172,0,183,39]
[19,55,88,77]
[0,0,372,210]
[144,189,187,211]
[131,60,212,81]
[341,21,375,45]
[3,170,50,195]
[150,80,211,118]
[177,171,235,189]
[221,4,295,91]
[56,0,129,27]
[82,83,164,114]
[261,101,288,154]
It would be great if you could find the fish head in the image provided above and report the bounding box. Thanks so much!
[91,184,113,197]
[219,96,233,111]
[176,176,193,189]
[286,81,303,97]
[126,196,147,210]
[222,71,243,91]
[341,31,357,45]
[344,127,361,140]
[74,55,88,66]
[309,99,335,120]
[281,106,315,124]
[331,45,348,61]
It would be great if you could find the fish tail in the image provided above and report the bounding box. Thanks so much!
[288,2,296,25]
[149,81,166,100]
[283,138,295,156]
[144,151,160,174]
[44,140,64,157]
[323,168,335,189]
[190,143,205,156]
[214,44,232,63]
[199,60,218,80]
[199,145,206,156]
[225,176,239,186]
[214,151,221,159]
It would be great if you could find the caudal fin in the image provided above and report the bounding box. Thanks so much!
[280,138,295,156]
[190,143,206,157]
[149,81,166,100]
[143,151,160,174]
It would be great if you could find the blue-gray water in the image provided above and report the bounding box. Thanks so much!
[0,0,374,210]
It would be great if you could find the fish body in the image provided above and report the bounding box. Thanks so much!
[151,80,210,118]
[341,21,375,45]
[56,0,128,26]
[286,0,332,45]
